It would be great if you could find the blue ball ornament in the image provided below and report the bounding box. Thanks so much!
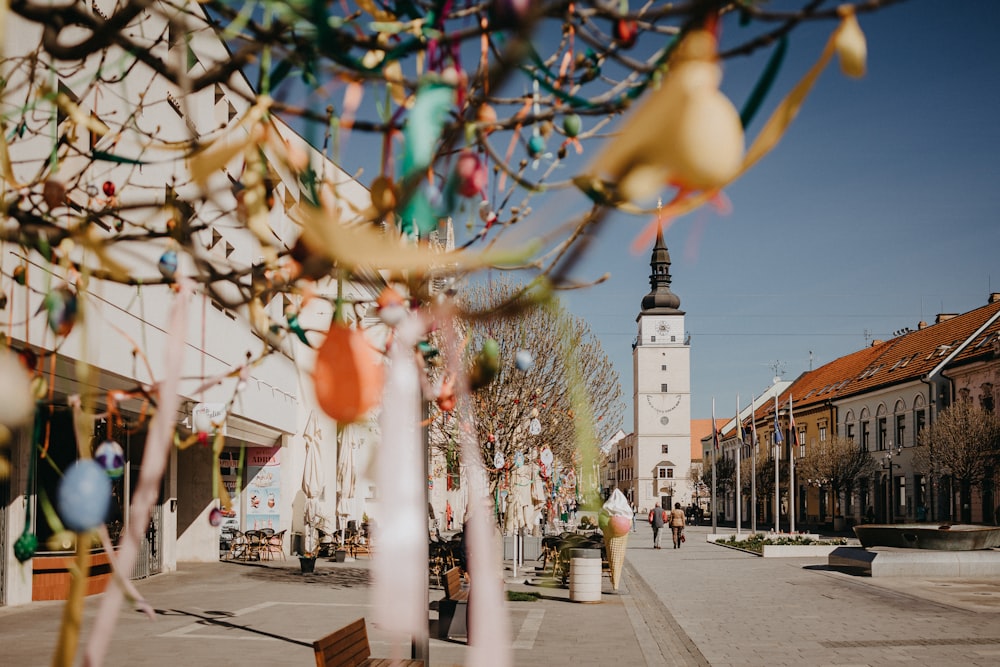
[527,135,546,158]
[94,439,125,479]
[515,349,534,372]
[58,459,112,532]
[158,249,178,279]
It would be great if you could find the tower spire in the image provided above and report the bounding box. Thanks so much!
[639,206,682,315]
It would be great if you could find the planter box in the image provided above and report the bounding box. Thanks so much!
[33,551,114,601]
[761,544,842,558]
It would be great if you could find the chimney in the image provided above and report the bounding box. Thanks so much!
[871,339,883,347]
[935,314,957,324]
[917,321,928,330]
[990,293,1000,304]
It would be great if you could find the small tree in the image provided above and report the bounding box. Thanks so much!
[914,400,1000,523]
[429,278,624,517]
[798,436,877,521]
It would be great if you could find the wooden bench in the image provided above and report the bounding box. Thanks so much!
[312,618,422,667]
[437,567,469,641]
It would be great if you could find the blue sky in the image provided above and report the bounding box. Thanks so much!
[557,0,1000,426]
[290,2,999,429]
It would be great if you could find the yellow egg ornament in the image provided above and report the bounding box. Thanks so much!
[587,28,744,204]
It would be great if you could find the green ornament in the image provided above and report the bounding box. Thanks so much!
[562,114,581,138]
[14,532,37,563]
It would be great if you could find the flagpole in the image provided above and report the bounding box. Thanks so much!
[750,392,757,534]
[789,395,796,534]
[774,392,780,534]
[736,394,742,537]
[711,397,717,535]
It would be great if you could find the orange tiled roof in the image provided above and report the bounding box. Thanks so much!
[762,299,1000,420]
[739,298,1000,428]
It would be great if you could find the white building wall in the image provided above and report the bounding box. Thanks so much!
[0,1,374,600]
[633,314,691,513]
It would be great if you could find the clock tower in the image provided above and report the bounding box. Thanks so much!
[629,224,691,514]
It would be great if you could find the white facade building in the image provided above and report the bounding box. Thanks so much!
[631,227,691,513]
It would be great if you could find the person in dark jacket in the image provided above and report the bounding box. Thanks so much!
[648,503,668,549]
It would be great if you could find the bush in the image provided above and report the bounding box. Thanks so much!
[719,533,847,554]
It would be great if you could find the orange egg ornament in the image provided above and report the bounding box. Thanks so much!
[313,319,384,423]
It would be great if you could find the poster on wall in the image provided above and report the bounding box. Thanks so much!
[220,450,241,528]
[246,446,281,530]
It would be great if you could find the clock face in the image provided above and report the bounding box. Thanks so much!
[646,394,682,414]
[656,321,670,334]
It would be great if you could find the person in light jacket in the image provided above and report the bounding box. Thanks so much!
[669,502,686,549]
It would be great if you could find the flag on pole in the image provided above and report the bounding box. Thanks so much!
[789,396,798,451]
[750,400,758,448]
[773,408,783,444]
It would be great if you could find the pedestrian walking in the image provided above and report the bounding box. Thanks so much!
[669,502,686,549]
[648,503,668,549]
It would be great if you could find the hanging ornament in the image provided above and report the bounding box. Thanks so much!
[208,507,224,527]
[455,150,487,198]
[0,350,35,428]
[527,135,546,158]
[102,181,116,197]
[493,451,505,469]
[42,180,67,209]
[562,114,581,139]
[14,531,37,563]
[44,286,78,337]
[313,308,384,423]
[469,339,500,390]
[94,439,125,479]
[490,0,530,28]
[370,176,399,216]
[613,19,639,49]
[540,447,553,467]
[515,349,534,371]
[57,459,112,532]
[487,433,495,444]
[13,265,26,285]
[529,418,541,436]
[377,285,408,326]
[158,248,179,279]
[436,375,457,412]
[514,451,524,468]
[531,407,539,418]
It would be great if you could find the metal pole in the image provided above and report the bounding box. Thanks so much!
[789,396,795,534]
[774,393,780,533]
[736,395,742,536]
[750,392,757,534]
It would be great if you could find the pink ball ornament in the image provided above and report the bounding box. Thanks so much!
[455,150,487,197]
[608,515,631,537]
[58,460,112,532]
[94,439,125,479]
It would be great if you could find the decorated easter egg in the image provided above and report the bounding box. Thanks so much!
[45,287,78,337]
[562,114,581,138]
[94,439,125,479]
[313,319,384,423]
[455,150,487,197]
[14,532,37,563]
[613,19,639,49]
[0,349,35,427]
[515,349,534,371]
[158,249,179,279]
[527,135,546,158]
[58,460,112,532]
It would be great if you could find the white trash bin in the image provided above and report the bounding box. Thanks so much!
[569,548,602,603]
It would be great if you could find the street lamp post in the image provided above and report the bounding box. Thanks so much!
[882,443,902,524]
